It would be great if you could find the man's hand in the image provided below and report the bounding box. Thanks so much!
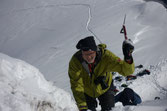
[122,39,134,63]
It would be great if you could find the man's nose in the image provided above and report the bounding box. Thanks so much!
[87,55,92,59]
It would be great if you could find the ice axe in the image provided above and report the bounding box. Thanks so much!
[120,14,128,40]
[120,14,134,56]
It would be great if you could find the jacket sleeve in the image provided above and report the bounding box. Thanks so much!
[68,56,87,110]
[105,50,135,76]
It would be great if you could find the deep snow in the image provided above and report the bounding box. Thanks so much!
[0,53,167,111]
[1,0,167,91]
[0,0,167,111]
[0,53,77,111]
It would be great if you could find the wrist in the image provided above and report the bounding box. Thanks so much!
[124,56,133,64]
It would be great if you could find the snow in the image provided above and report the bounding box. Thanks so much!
[0,53,77,111]
[0,0,167,111]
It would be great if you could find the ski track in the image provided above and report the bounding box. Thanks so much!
[133,26,150,44]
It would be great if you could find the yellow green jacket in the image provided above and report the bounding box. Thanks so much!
[68,44,135,110]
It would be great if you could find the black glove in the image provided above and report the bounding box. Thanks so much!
[122,39,134,63]
[94,76,108,90]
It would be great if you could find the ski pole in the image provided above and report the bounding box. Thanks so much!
[120,14,128,40]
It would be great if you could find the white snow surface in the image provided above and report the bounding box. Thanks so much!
[0,53,77,111]
[0,0,167,111]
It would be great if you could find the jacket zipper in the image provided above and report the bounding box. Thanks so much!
[91,73,96,98]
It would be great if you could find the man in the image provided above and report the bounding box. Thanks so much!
[68,36,135,111]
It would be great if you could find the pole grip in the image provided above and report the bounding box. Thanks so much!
[123,25,128,40]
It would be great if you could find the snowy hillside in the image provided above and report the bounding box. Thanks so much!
[113,60,167,111]
[0,53,167,111]
[0,0,167,111]
[1,0,167,91]
[0,53,77,111]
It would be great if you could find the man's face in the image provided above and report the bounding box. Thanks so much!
[82,50,96,64]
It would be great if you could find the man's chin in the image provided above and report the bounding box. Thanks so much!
[87,60,94,64]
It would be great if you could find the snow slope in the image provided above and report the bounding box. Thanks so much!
[0,53,77,111]
[1,0,167,91]
[113,60,167,111]
[0,0,167,111]
[0,52,167,111]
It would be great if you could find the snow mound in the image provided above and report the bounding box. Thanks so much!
[0,53,77,111]
[113,59,167,111]
[129,60,167,101]
[113,98,167,111]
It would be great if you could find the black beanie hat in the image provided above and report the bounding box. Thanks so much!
[76,36,97,51]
